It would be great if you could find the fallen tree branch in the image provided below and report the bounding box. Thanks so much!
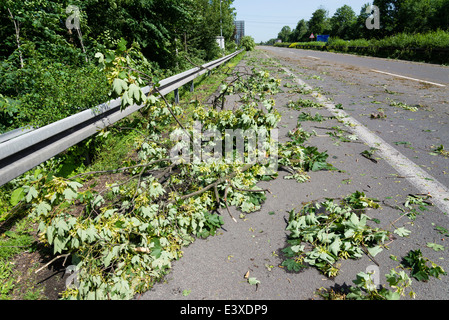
[230,183,272,194]
[174,163,254,202]
[70,158,171,180]
[153,86,194,144]
[35,254,70,274]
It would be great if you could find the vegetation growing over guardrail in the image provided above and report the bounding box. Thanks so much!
[0,0,240,134]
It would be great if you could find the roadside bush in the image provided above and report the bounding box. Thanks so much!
[289,42,326,48]
[0,44,110,132]
[289,30,449,64]
[274,42,292,47]
[240,36,256,51]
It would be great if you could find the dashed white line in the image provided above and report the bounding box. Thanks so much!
[270,56,449,214]
[371,69,446,87]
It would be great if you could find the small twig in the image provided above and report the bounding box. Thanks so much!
[76,27,88,63]
[174,164,254,202]
[184,55,212,73]
[120,66,153,83]
[278,165,295,175]
[35,254,70,274]
[70,158,171,180]
[361,244,380,267]
[222,181,237,223]
[224,183,230,202]
[153,86,194,144]
[214,184,220,206]
[225,200,237,223]
[230,183,271,194]
[7,8,23,68]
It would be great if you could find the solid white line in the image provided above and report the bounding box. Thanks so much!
[371,69,446,87]
[272,58,449,214]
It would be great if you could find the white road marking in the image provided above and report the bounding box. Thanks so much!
[306,56,321,60]
[270,56,449,214]
[371,69,446,87]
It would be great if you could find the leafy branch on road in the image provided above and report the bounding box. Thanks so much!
[282,191,387,277]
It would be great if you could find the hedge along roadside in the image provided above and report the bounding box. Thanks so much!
[275,30,449,65]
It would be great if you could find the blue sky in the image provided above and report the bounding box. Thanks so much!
[233,0,371,43]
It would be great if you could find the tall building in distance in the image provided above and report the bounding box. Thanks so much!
[234,20,245,45]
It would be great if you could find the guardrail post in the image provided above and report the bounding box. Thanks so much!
[190,80,194,93]
[174,88,180,104]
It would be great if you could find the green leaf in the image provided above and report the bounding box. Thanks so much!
[248,277,260,285]
[394,227,411,237]
[104,52,115,64]
[103,250,114,268]
[4,231,18,238]
[383,291,401,300]
[429,265,446,279]
[95,52,104,64]
[281,258,306,272]
[116,38,128,53]
[36,201,51,215]
[291,244,305,253]
[182,289,191,297]
[63,188,78,201]
[25,186,38,202]
[150,239,162,258]
[413,270,429,282]
[427,243,445,252]
[46,226,55,245]
[367,245,383,257]
[128,83,143,102]
[121,91,133,109]
[112,78,128,96]
[10,187,25,206]
[329,238,341,256]
[67,181,83,191]
[56,219,69,236]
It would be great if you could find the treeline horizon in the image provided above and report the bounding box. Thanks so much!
[262,0,449,44]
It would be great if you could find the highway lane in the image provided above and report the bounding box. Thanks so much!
[261,45,449,191]
[141,50,449,301]
[261,46,449,86]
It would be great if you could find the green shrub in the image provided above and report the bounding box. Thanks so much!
[240,36,256,51]
[288,42,326,48]
[274,42,292,47]
[290,31,449,64]
[0,45,110,132]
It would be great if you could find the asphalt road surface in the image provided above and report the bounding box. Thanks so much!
[266,46,449,86]
[139,48,449,303]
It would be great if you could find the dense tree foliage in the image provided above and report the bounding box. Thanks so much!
[0,0,238,133]
[267,0,449,44]
[277,26,292,43]
[330,5,357,40]
[307,7,331,37]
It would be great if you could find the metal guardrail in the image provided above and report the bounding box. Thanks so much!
[0,49,244,187]
[0,127,34,144]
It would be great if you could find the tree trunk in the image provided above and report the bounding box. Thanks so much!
[7,8,24,69]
